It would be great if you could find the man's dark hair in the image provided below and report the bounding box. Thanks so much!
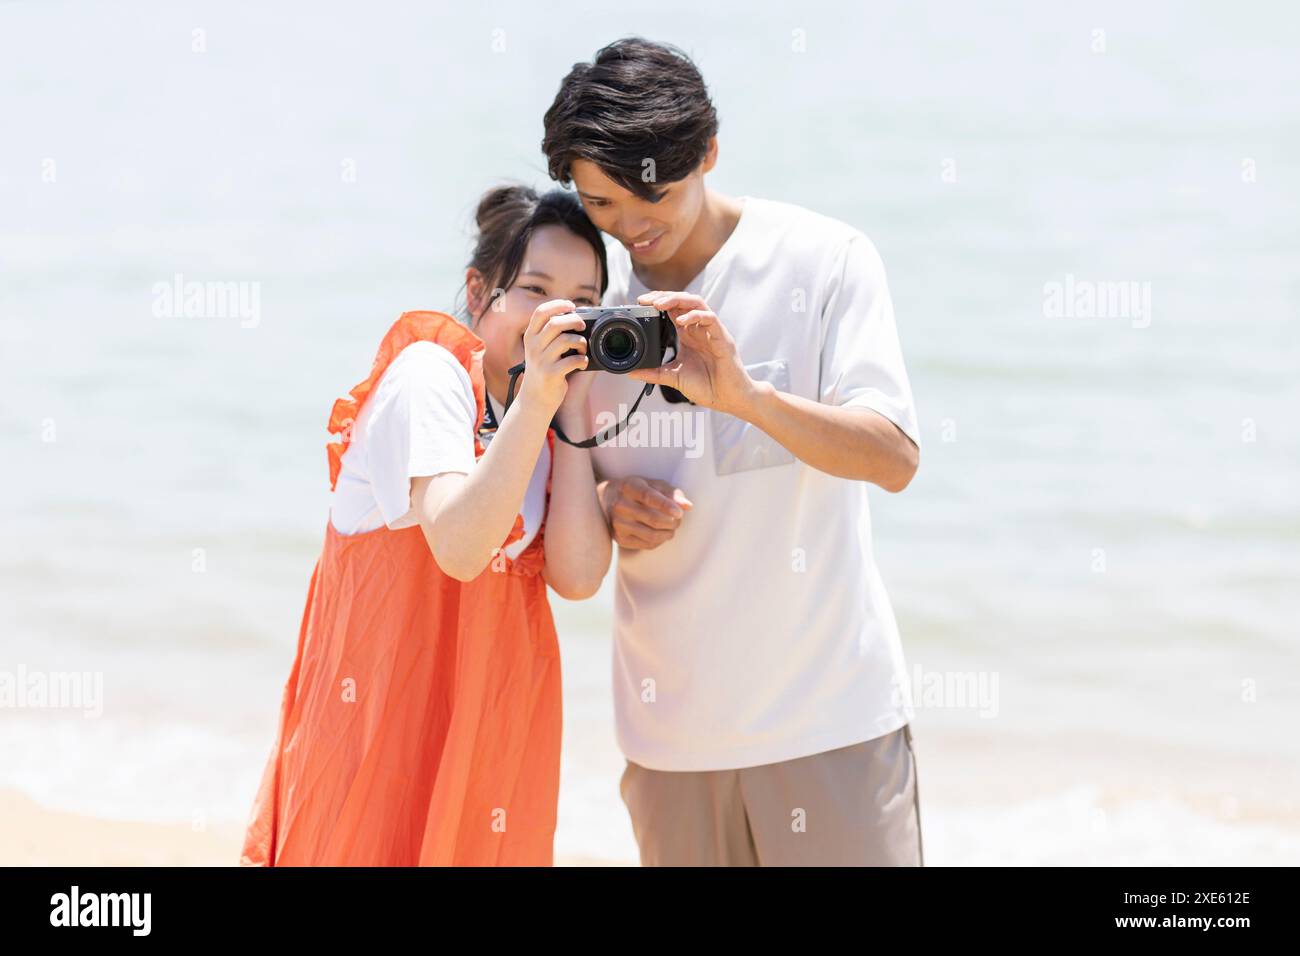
[542,37,719,202]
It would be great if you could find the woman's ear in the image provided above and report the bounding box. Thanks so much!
[465,268,485,318]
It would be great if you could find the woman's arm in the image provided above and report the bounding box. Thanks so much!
[541,375,612,600]
[411,397,551,581]
[413,300,587,582]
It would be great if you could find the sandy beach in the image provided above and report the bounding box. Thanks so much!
[0,789,634,867]
[5,722,1296,867]
[0,790,243,867]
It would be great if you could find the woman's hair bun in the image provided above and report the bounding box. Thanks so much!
[474,184,539,230]
[460,182,608,324]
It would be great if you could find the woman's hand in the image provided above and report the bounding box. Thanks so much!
[626,291,758,416]
[519,299,588,412]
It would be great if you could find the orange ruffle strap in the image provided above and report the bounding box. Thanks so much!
[325,310,551,577]
[326,311,486,491]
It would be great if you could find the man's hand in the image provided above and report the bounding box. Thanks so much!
[627,292,759,416]
[597,476,694,550]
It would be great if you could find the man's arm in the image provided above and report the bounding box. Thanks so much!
[628,291,919,493]
[738,384,918,491]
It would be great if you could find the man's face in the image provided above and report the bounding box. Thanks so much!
[570,158,707,268]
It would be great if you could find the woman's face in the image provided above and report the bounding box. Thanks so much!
[469,223,602,395]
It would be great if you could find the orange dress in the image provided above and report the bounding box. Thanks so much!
[241,311,562,866]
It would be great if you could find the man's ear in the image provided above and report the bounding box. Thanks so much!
[699,137,719,175]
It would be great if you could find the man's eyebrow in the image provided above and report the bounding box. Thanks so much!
[519,270,598,291]
[580,187,668,203]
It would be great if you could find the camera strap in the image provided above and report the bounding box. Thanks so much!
[495,361,657,449]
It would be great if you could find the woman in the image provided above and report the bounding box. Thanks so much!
[241,185,612,866]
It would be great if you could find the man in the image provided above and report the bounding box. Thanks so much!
[543,37,923,866]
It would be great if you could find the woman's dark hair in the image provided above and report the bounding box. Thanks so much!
[542,37,719,202]
[463,184,608,324]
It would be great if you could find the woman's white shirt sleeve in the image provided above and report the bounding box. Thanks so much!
[330,341,477,534]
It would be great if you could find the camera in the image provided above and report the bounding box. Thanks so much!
[570,306,675,373]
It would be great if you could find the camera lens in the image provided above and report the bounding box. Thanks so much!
[592,317,645,372]
[603,328,635,361]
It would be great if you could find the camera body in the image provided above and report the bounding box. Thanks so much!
[571,306,675,373]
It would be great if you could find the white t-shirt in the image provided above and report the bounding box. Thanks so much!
[330,340,549,562]
[584,196,920,772]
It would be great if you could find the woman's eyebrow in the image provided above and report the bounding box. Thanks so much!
[520,270,597,291]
